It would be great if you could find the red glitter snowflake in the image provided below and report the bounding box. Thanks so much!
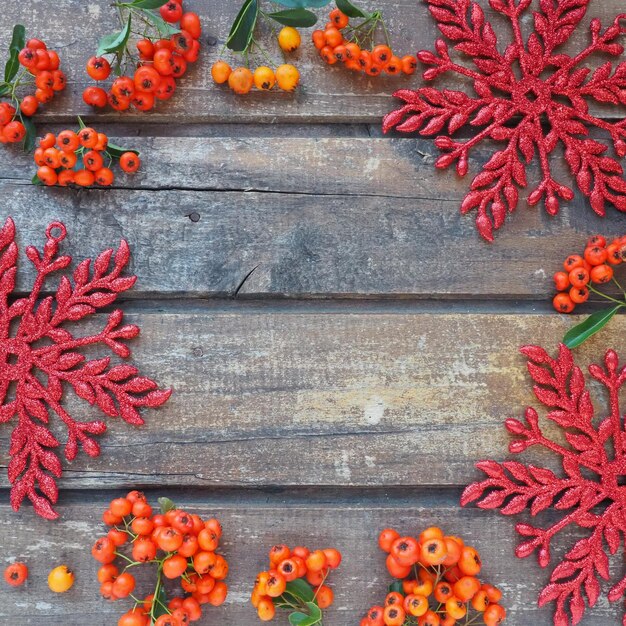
[382,0,626,241]
[0,218,171,520]
[462,344,626,625]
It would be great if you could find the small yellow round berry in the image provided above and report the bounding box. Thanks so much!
[278,26,301,52]
[253,66,276,91]
[48,565,75,593]
[275,64,300,92]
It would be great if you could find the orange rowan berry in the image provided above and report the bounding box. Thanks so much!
[590,263,613,284]
[434,581,454,603]
[157,527,183,552]
[553,292,575,313]
[92,536,116,563]
[316,584,334,608]
[4,563,28,587]
[453,575,481,601]
[306,549,327,572]
[193,550,216,574]
[228,67,253,94]
[257,597,275,621]
[569,286,589,304]
[458,546,481,575]
[320,45,338,64]
[132,500,152,518]
[404,594,428,617]
[84,150,104,172]
[385,55,402,75]
[446,596,467,620]
[401,55,418,74]
[86,56,111,81]
[181,12,202,39]
[312,30,326,50]
[120,152,141,173]
[391,536,419,566]
[37,165,58,186]
[563,254,584,272]
[57,168,75,186]
[329,8,349,28]
[419,609,441,626]
[553,271,570,291]
[383,605,406,626]
[20,95,38,116]
[588,235,606,248]
[163,554,188,579]
[324,27,343,48]
[385,591,404,606]
[442,536,462,566]
[372,45,393,67]
[568,267,589,288]
[323,548,342,569]
[178,533,200,558]
[132,538,157,562]
[584,245,608,266]
[482,584,502,603]
[108,528,128,547]
[206,580,227,606]
[421,538,447,565]
[385,553,411,579]
[606,243,623,265]
[483,604,506,626]
[471,589,490,611]
[277,558,299,582]
[112,572,136,598]
[59,151,77,169]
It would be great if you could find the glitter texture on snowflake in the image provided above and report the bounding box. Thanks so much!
[0,218,171,519]
[382,0,626,241]
[462,344,626,625]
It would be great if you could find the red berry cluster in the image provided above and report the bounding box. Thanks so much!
[553,234,626,313]
[34,126,140,187]
[251,544,342,621]
[92,492,228,626]
[83,1,201,112]
[0,37,66,144]
[362,527,505,626]
[312,7,417,77]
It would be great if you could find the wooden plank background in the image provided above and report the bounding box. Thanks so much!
[2,0,626,624]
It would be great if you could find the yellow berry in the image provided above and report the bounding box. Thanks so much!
[275,64,300,92]
[211,60,232,85]
[253,66,276,91]
[228,67,254,95]
[48,565,75,593]
[278,26,301,52]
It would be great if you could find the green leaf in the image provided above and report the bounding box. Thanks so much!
[226,0,258,52]
[284,579,315,603]
[287,602,322,626]
[129,0,168,8]
[158,496,176,514]
[563,304,623,349]
[273,0,331,7]
[141,10,180,36]
[96,16,132,56]
[77,115,86,129]
[336,0,368,18]
[5,24,26,83]
[32,173,42,185]
[106,141,139,160]
[268,8,317,27]
[19,112,36,152]
[0,85,8,97]
[388,580,405,595]
[152,583,169,618]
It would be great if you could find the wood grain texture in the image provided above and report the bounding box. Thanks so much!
[1,0,625,122]
[0,308,623,490]
[3,177,626,299]
[0,490,622,625]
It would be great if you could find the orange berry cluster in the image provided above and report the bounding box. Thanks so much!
[83,1,201,112]
[34,127,140,187]
[211,62,300,95]
[553,234,626,313]
[92,492,228,626]
[361,527,506,626]
[251,544,342,621]
[0,38,66,144]
[312,8,417,77]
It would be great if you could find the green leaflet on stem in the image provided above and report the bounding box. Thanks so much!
[4,24,25,83]
[563,304,624,349]
[18,110,35,152]
[158,496,176,514]
[277,580,323,625]
[227,0,323,54]
[336,0,370,19]
[97,16,132,57]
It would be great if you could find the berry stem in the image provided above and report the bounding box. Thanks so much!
[587,283,626,306]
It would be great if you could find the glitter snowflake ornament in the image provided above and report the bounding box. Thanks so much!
[383,0,626,241]
[462,344,626,625]
[0,218,171,520]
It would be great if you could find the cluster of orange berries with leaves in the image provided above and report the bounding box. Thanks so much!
[553,234,626,314]
[251,543,342,622]
[211,0,307,95]
[313,3,417,77]
[34,120,140,187]
[0,26,66,149]
[92,492,228,626]
[361,527,505,626]
[83,0,201,112]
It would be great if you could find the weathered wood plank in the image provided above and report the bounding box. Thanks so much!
[3,180,626,298]
[0,490,621,624]
[0,309,623,490]
[1,0,625,122]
